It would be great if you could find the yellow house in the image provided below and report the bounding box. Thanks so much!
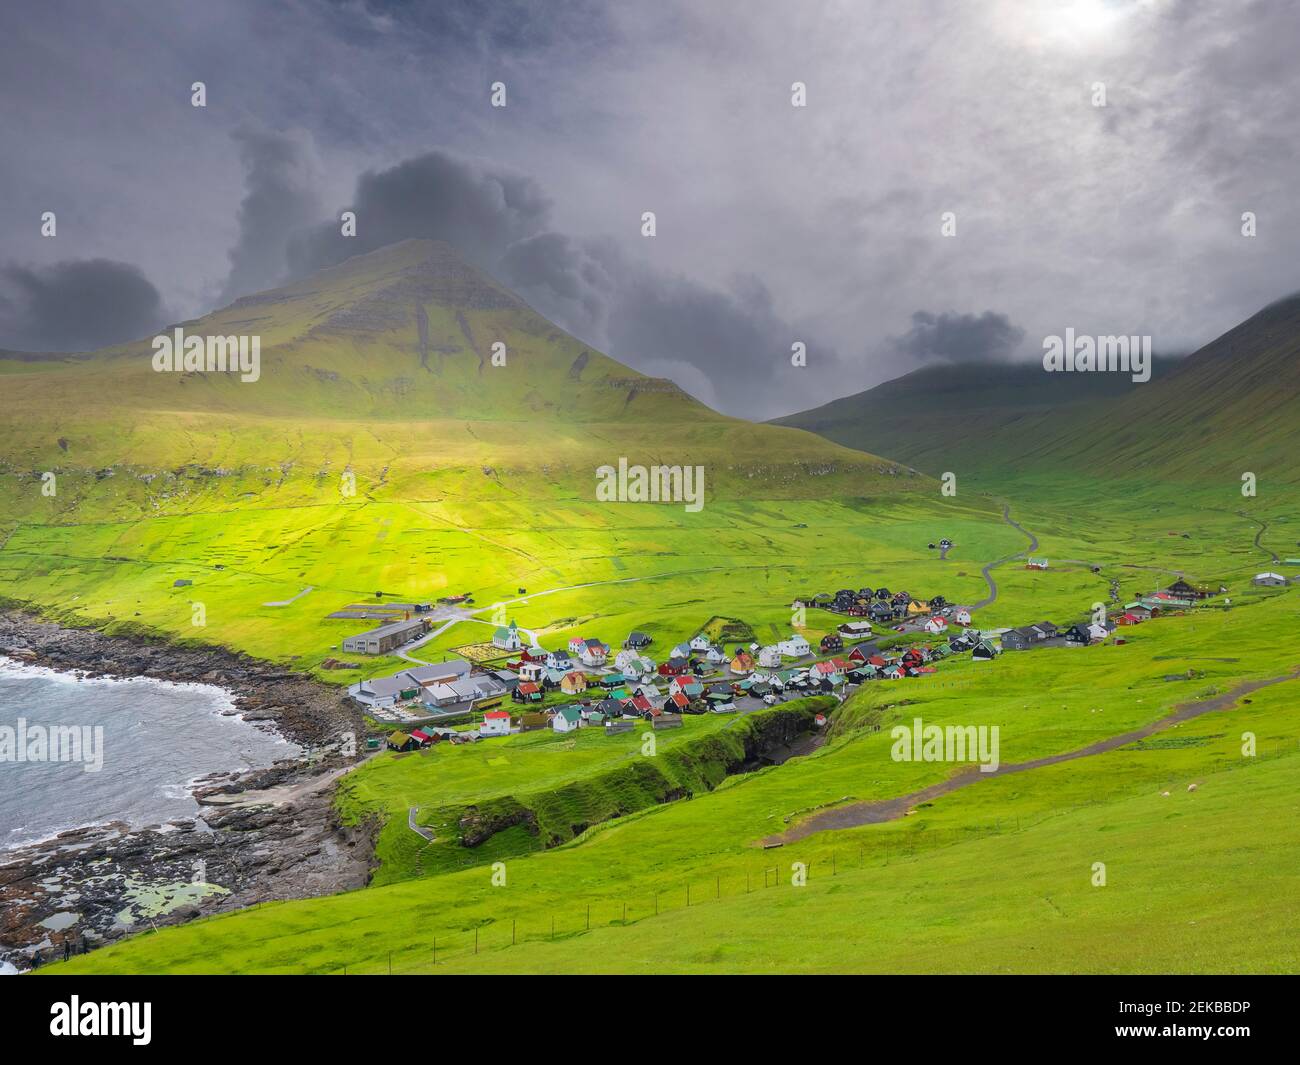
[560,670,588,694]
[906,598,930,616]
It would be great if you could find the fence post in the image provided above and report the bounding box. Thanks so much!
[585,906,590,932]
[475,926,479,955]
[433,939,437,965]
[716,875,720,899]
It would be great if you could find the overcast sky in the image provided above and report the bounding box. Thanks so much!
[1,0,1296,417]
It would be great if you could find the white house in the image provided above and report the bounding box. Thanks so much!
[671,643,692,660]
[757,645,783,668]
[546,650,573,670]
[924,616,948,635]
[518,660,545,683]
[579,639,609,667]
[1253,572,1288,587]
[613,648,643,674]
[689,634,712,652]
[479,709,512,737]
[551,706,582,733]
[567,636,587,657]
[955,608,972,626]
[703,647,726,666]
[776,634,811,659]
[492,619,523,651]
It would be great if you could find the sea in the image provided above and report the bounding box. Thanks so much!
[0,657,301,851]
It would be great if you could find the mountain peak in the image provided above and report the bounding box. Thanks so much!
[224,238,525,322]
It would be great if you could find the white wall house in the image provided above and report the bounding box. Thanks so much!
[777,635,811,658]
[757,645,783,668]
[689,634,712,652]
[479,710,512,737]
[552,706,582,733]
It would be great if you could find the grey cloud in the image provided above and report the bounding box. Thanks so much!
[888,310,1025,365]
[278,149,835,416]
[287,151,552,278]
[0,259,163,352]
[217,126,325,306]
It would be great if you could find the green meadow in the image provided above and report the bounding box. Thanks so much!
[5,240,1298,974]
[44,577,1300,974]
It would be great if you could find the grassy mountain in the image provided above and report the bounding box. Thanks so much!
[1,239,1012,672]
[774,294,1300,493]
[0,239,924,520]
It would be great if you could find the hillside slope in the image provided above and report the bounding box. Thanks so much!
[774,294,1300,491]
[0,240,1003,671]
[0,239,924,523]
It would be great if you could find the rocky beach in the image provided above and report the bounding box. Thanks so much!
[0,611,378,970]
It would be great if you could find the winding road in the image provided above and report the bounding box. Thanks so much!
[970,505,1039,611]
[764,668,1300,845]
[1241,513,1280,564]
[408,807,435,841]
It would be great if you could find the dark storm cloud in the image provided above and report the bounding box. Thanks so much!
[0,259,163,352]
[279,148,836,413]
[888,310,1025,365]
[497,231,615,340]
[5,0,1300,415]
[217,127,325,306]
[286,151,552,278]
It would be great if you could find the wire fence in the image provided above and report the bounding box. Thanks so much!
[330,815,1057,975]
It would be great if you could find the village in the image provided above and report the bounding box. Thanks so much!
[333,567,1275,753]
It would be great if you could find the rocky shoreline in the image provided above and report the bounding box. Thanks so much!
[0,611,378,971]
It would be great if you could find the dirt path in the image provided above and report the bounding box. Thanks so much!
[971,505,1038,611]
[763,669,1299,845]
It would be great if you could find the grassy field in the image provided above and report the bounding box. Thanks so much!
[7,240,1299,975]
[44,584,1300,974]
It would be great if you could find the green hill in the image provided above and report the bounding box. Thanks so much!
[0,239,922,519]
[773,294,1300,494]
[0,239,1000,672]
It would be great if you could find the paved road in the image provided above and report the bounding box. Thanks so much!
[971,505,1038,611]
[263,585,315,607]
[1242,513,1280,563]
[408,807,435,841]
